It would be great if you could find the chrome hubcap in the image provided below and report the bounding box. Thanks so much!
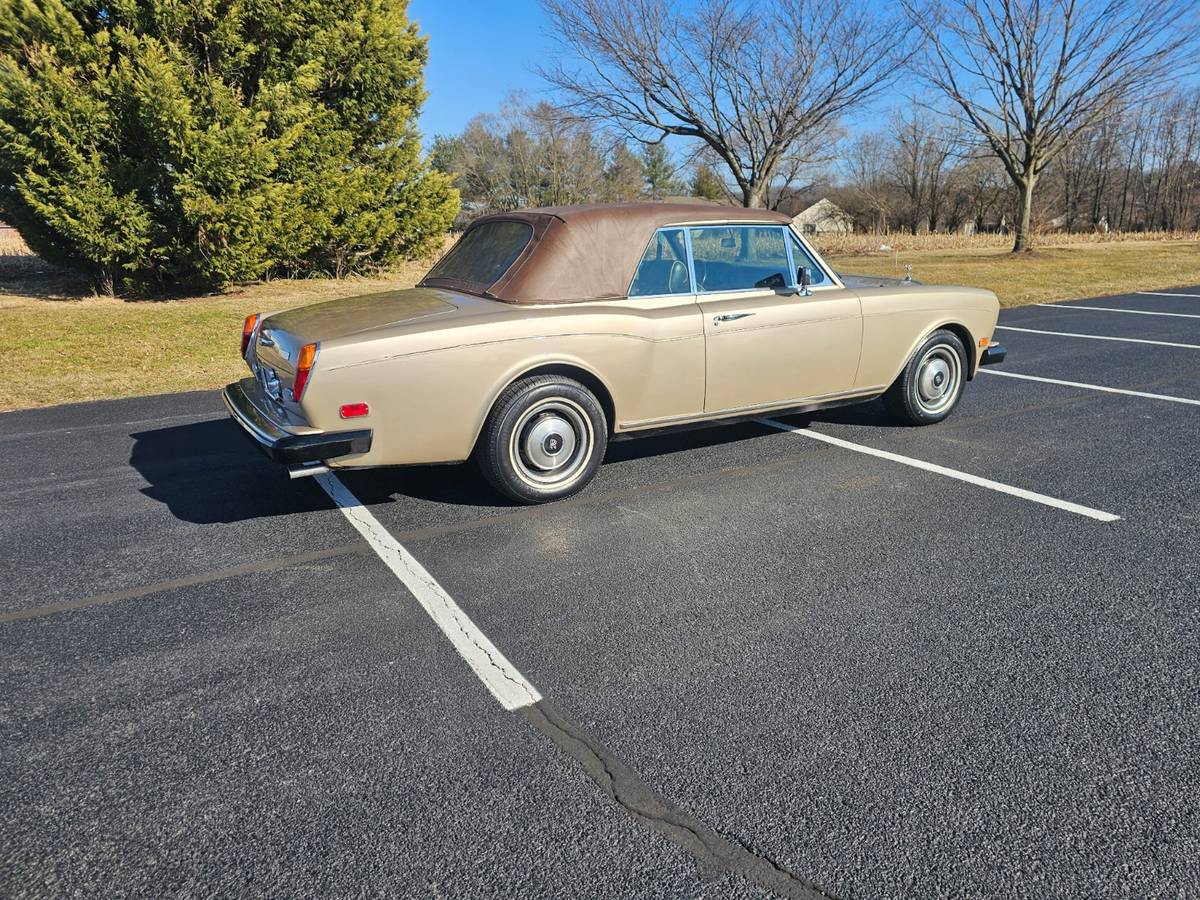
[521,413,578,471]
[915,344,961,413]
[510,398,593,488]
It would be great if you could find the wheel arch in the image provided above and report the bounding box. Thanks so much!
[471,360,617,451]
[889,320,976,387]
[939,322,978,379]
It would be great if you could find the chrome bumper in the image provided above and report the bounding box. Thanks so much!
[980,342,1007,366]
[222,379,371,466]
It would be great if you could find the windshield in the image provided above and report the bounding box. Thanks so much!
[422,220,534,295]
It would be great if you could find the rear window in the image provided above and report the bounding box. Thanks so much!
[423,220,534,293]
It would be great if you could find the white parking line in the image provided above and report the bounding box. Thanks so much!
[316,472,542,711]
[980,369,1200,406]
[995,325,1200,349]
[1137,291,1200,298]
[760,418,1120,522]
[1036,303,1200,320]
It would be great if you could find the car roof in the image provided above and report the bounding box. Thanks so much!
[420,202,793,304]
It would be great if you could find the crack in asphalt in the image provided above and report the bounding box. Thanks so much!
[339,496,540,706]
[522,700,834,900]
[329,476,830,896]
[0,543,371,624]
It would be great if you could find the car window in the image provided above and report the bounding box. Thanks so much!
[424,220,534,292]
[689,225,790,293]
[629,228,692,296]
[788,233,829,286]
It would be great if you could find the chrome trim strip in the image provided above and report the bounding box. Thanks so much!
[786,226,842,289]
[682,227,698,294]
[619,385,885,430]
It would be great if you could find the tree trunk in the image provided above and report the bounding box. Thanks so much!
[1012,176,1036,252]
[741,182,768,208]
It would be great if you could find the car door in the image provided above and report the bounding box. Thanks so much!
[693,225,862,413]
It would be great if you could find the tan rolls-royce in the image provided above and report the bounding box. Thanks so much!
[224,203,1005,503]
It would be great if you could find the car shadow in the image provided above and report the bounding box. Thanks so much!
[802,397,907,428]
[129,414,840,524]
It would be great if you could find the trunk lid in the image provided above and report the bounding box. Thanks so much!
[251,288,459,403]
[263,288,458,344]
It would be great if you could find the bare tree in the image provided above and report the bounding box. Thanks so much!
[904,0,1199,251]
[540,0,908,208]
[889,105,958,233]
[842,132,897,232]
[943,152,1010,234]
[433,96,626,219]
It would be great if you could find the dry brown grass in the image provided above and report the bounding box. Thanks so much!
[0,227,32,254]
[824,239,1200,308]
[810,229,1200,256]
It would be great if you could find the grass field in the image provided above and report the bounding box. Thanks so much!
[822,239,1200,308]
[2,228,1199,411]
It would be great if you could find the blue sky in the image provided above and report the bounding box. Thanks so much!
[409,0,1200,155]
[409,1,551,141]
[408,0,896,163]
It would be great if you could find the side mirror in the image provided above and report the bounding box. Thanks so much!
[798,266,812,296]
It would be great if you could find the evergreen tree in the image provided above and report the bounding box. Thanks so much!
[601,143,643,202]
[0,0,458,290]
[690,164,727,202]
[641,143,683,199]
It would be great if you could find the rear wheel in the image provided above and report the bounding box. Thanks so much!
[883,329,967,425]
[477,375,607,504]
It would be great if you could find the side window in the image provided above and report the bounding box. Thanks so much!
[788,233,828,286]
[689,225,790,293]
[629,228,692,296]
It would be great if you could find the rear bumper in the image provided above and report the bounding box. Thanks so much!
[980,342,1007,366]
[222,379,372,466]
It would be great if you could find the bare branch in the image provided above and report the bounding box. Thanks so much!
[539,0,909,206]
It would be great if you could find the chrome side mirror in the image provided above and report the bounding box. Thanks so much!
[798,266,812,296]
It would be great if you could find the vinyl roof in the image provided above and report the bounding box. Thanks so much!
[419,202,793,304]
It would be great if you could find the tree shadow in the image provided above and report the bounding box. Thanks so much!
[0,253,95,301]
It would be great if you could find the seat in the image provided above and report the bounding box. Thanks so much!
[632,258,690,296]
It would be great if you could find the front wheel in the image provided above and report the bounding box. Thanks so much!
[883,329,967,425]
[477,375,608,504]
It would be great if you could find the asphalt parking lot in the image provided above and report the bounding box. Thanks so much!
[3,286,1199,899]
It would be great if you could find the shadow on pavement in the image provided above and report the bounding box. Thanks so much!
[129,414,813,524]
[129,418,335,524]
[803,396,906,428]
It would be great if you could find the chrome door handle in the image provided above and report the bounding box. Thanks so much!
[713,313,755,325]
[258,334,275,347]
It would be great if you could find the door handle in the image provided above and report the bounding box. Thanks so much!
[713,313,755,325]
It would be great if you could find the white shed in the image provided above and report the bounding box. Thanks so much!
[791,198,854,235]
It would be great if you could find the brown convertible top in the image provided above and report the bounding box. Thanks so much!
[419,202,793,305]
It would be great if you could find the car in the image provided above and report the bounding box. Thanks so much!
[223,203,1005,503]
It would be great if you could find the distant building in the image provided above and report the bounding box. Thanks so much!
[791,198,854,235]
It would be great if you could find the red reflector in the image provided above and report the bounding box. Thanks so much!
[339,403,369,419]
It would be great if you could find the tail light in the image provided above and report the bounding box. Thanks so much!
[292,342,318,401]
[241,313,261,358]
